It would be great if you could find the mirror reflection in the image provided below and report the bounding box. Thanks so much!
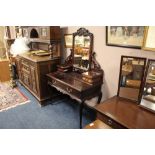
[73,36,90,70]
[119,56,145,102]
[140,60,155,112]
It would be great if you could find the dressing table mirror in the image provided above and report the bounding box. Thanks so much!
[72,28,93,72]
[117,56,146,103]
[140,59,155,113]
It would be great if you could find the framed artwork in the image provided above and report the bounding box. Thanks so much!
[64,34,73,48]
[106,26,145,49]
[142,26,155,52]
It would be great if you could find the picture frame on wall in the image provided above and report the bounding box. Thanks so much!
[64,34,73,48]
[106,26,145,49]
[142,26,155,52]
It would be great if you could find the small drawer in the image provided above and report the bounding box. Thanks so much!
[22,65,30,72]
[21,59,29,66]
[66,87,73,93]
[97,113,126,129]
[49,78,81,98]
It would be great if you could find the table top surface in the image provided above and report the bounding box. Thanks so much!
[47,71,100,92]
[95,96,155,129]
[0,58,9,62]
[18,53,60,62]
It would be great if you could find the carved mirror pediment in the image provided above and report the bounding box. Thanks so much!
[118,56,146,103]
[72,28,93,71]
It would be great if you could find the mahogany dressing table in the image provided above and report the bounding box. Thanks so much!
[95,96,155,128]
[94,56,155,129]
[47,28,103,128]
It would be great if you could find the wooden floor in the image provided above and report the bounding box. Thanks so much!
[0,59,10,82]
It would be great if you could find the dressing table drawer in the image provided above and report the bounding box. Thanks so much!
[48,78,81,98]
[97,113,126,129]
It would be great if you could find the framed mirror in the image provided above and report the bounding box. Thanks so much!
[140,59,155,113]
[117,56,146,103]
[72,28,93,71]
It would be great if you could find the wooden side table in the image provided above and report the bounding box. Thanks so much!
[84,119,112,129]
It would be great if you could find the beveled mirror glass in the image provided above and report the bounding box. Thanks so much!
[73,28,93,71]
[118,56,146,103]
[140,59,155,112]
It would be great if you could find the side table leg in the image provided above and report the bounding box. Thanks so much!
[79,102,84,129]
[97,92,102,104]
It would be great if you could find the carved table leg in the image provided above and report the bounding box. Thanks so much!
[97,92,102,104]
[79,101,84,129]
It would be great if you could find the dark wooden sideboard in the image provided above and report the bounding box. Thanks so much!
[95,96,155,129]
[16,53,60,105]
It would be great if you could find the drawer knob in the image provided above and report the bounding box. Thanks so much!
[66,87,72,93]
[108,119,112,125]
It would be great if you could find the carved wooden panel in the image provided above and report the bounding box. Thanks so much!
[30,65,38,94]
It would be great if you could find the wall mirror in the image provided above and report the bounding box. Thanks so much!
[140,59,155,112]
[72,28,93,71]
[117,56,146,103]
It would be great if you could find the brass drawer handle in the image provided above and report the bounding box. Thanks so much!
[66,87,72,93]
[108,119,112,125]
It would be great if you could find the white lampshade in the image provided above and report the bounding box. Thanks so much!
[10,37,30,56]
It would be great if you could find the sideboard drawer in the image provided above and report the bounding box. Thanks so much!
[97,112,126,129]
[21,59,29,67]
[48,78,81,98]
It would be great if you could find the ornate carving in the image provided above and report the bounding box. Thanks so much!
[91,52,104,74]
[64,49,73,65]
[73,27,93,37]
[49,43,57,59]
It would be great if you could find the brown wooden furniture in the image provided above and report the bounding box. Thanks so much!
[84,119,112,129]
[16,53,60,105]
[21,26,61,58]
[22,26,61,40]
[95,96,155,128]
[15,26,61,104]
[0,59,10,82]
[47,28,103,128]
[93,56,155,129]
[47,71,102,128]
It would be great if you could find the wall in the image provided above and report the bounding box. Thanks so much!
[0,26,6,58]
[61,26,155,101]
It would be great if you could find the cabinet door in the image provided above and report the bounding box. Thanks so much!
[16,57,22,79]
[30,65,38,94]
[40,27,50,40]
[23,72,31,87]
